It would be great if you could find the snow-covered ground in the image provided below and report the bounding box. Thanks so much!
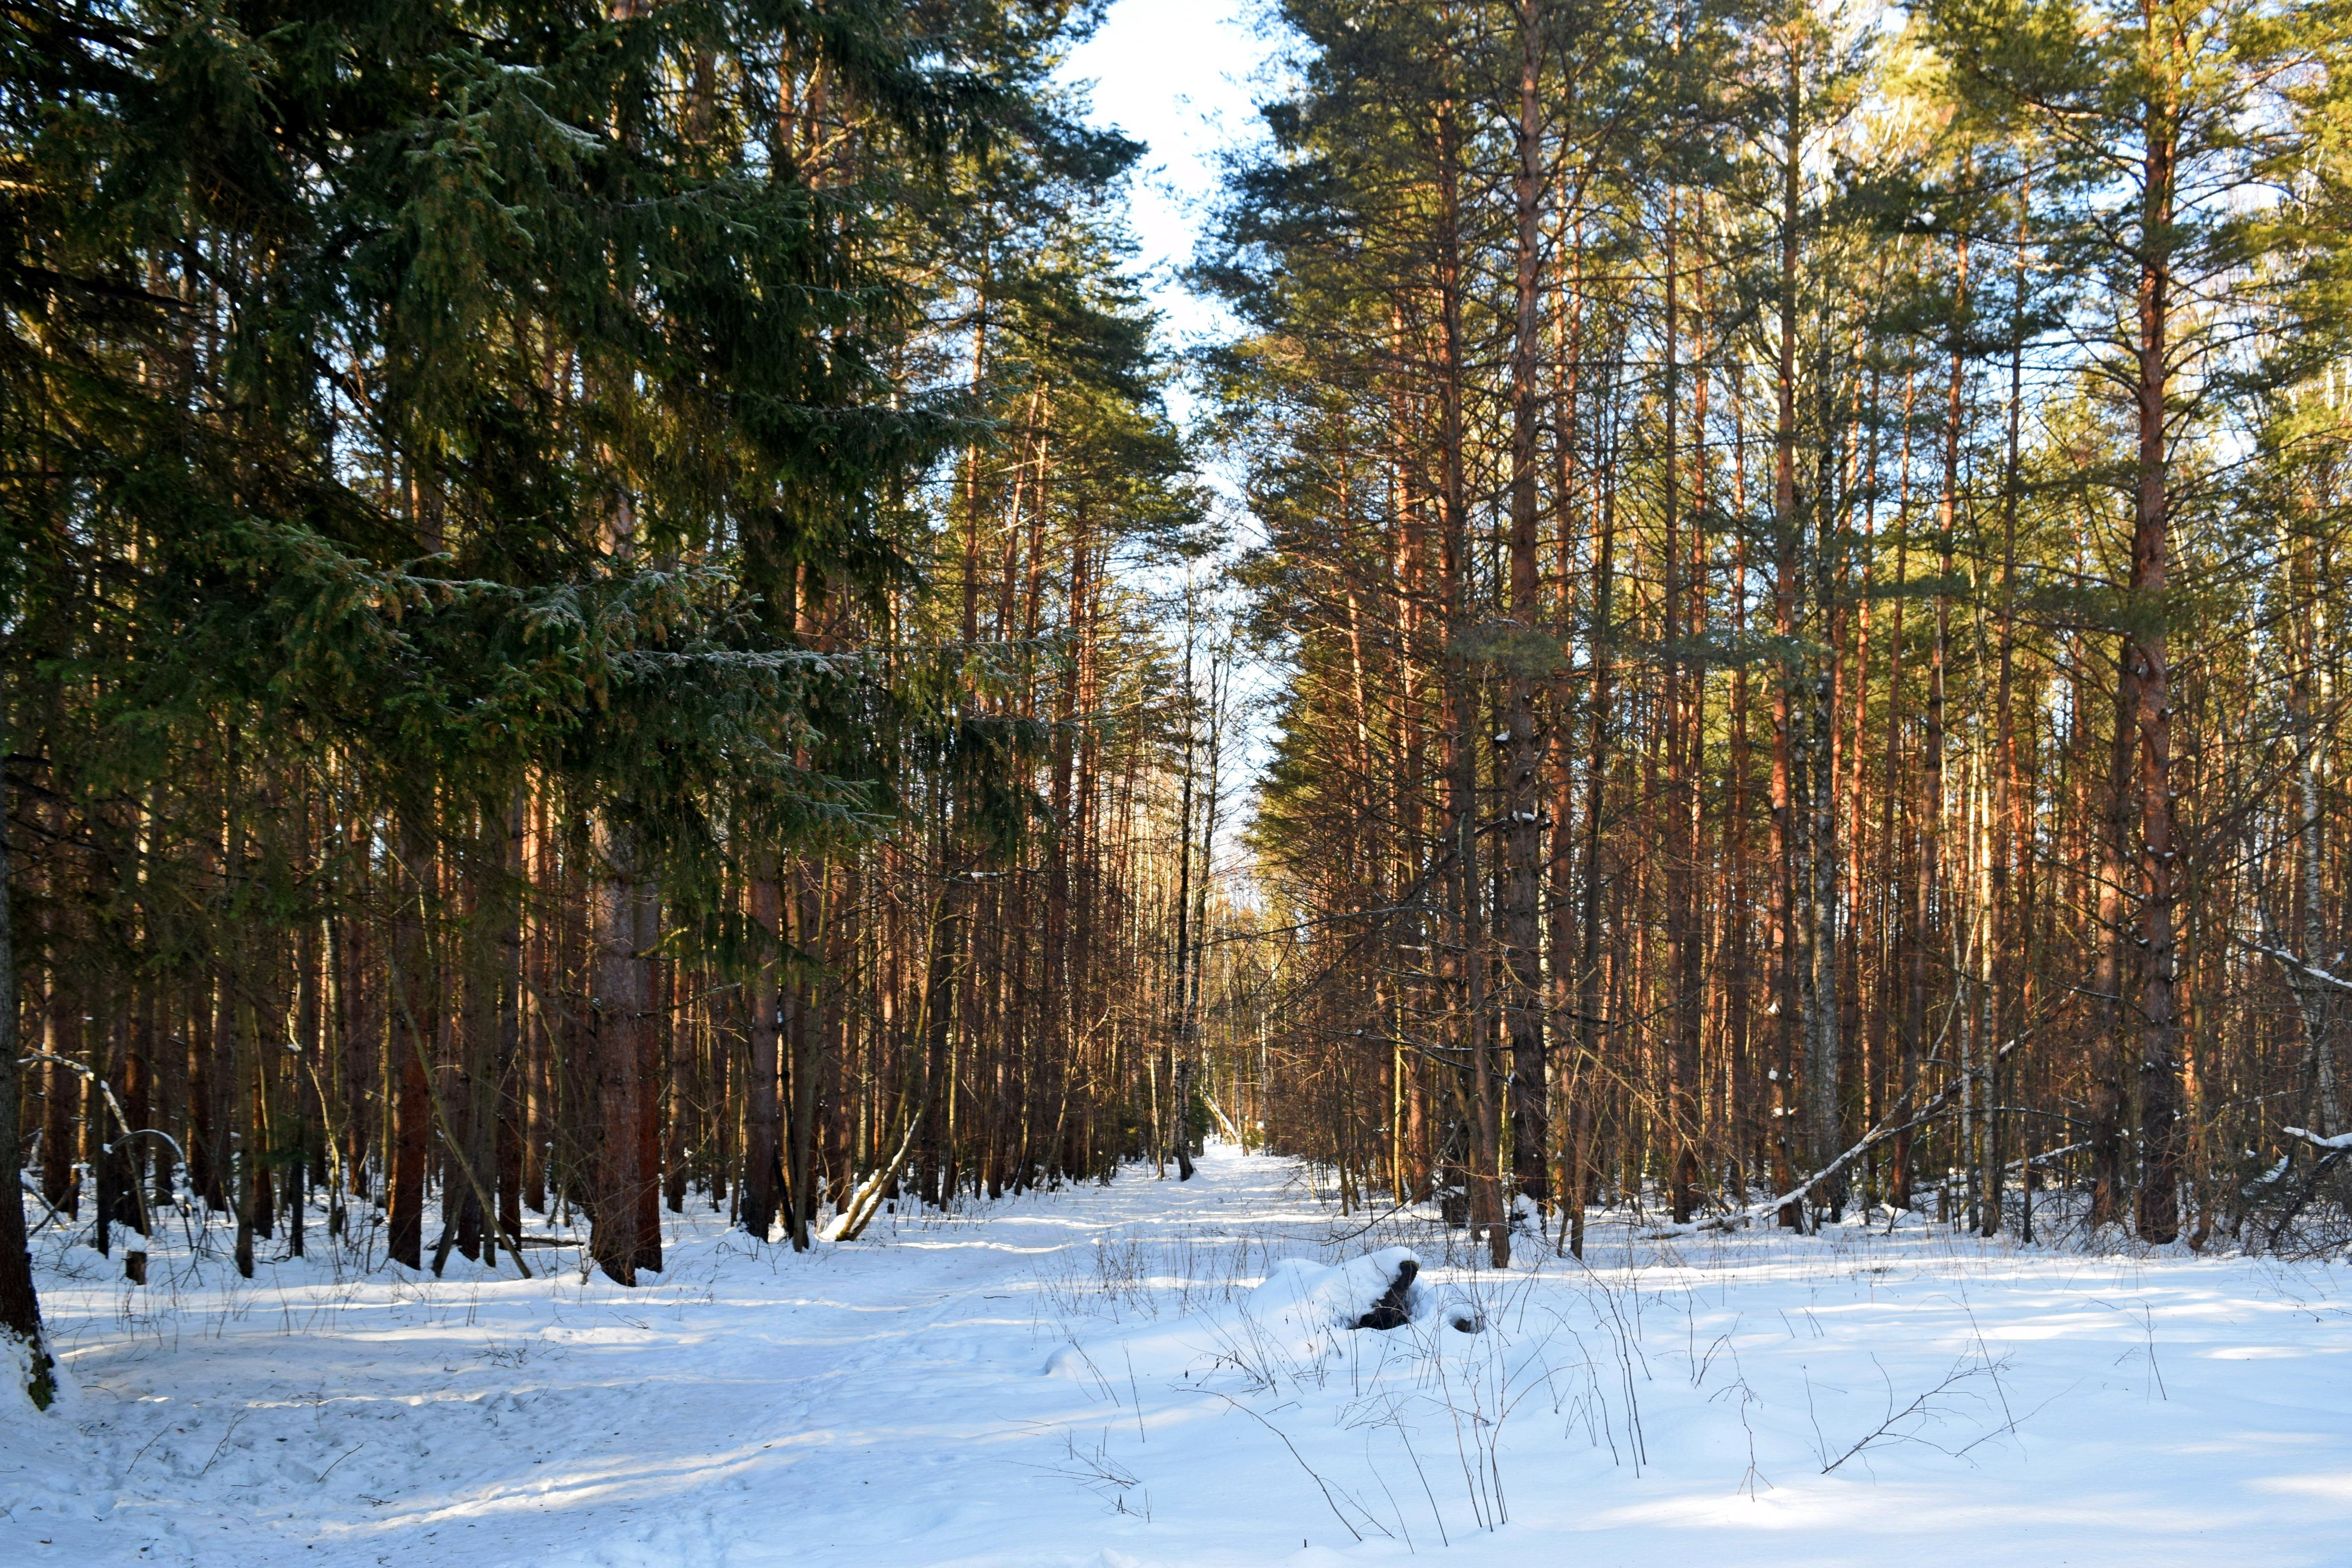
[8,1144,2352,1566]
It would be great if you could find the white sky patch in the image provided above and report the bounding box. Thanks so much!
[1060,0,1270,356]
[1061,0,1285,891]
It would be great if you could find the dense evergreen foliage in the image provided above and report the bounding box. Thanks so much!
[0,0,1219,1405]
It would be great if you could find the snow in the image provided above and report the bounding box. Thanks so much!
[9,1145,2352,1566]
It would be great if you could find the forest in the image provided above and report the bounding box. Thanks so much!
[1211,0,2352,1263]
[6,0,2352,1561]
[0,0,1226,1379]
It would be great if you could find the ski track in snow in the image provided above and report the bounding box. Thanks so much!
[8,1143,2352,1566]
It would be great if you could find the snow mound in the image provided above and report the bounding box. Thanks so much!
[1238,1245,1445,1360]
[1431,1289,1483,1333]
[1041,1343,1091,1379]
[1249,1247,1421,1328]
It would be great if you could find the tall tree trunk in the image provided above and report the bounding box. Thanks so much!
[2130,88,2183,1245]
[2292,555,2339,1136]
[633,888,665,1274]
[1549,224,1592,1250]
[1801,339,1844,1217]
[496,796,526,1252]
[1984,215,2031,1238]
[1662,181,1704,1224]
[590,812,648,1285]
[1882,376,1916,1211]
[1171,591,1199,1183]
[1434,78,1508,1266]
[40,953,78,1215]
[1768,49,1803,1225]
[1503,0,1550,1211]
[0,686,55,1407]
[388,809,433,1271]
[787,869,824,1243]
[743,860,784,1238]
[1572,426,1618,1259]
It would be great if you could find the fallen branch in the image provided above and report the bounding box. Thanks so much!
[1822,1351,2013,1474]
[20,1172,68,1237]
[2267,1125,2352,1251]
[2239,936,2352,997]
[1645,1031,2030,1238]
[387,999,532,1278]
[2015,1138,2090,1171]
[825,1087,933,1243]
[19,1051,136,1153]
[1205,1390,1375,1543]
[1203,1092,1247,1146]
[828,882,955,1243]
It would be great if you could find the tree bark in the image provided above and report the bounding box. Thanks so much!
[1768,49,1802,1224]
[0,687,55,1406]
[2089,635,2138,1227]
[388,810,434,1271]
[743,860,784,1238]
[1503,0,1550,1210]
[2130,84,2183,1244]
[590,811,649,1285]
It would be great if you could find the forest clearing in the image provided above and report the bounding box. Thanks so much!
[15,1144,2352,1567]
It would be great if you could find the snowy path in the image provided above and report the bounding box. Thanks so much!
[10,1145,2352,1566]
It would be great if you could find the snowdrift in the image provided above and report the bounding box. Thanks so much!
[1042,1243,1484,1391]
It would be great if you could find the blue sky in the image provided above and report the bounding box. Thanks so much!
[1060,0,1277,356]
[1060,1,1286,860]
